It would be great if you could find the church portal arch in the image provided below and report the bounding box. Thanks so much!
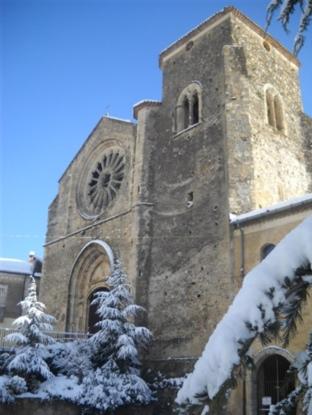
[66,240,114,332]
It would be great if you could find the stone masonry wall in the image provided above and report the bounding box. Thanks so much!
[228,15,310,213]
[301,113,312,192]
[141,18,236,367]
[41,117,138,331]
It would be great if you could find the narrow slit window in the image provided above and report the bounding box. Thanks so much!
[176,105,184,132]
[266,90,275,128]
[274,95,284,131]
[192,93,199,125]
[183,96,190,130]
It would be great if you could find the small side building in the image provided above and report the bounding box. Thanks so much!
[0,258,32,328]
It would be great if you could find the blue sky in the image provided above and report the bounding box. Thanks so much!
[1,0,311,261]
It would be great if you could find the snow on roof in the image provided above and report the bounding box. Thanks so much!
[0,258,32,275]
[102,115,133,124]
[133,99,161,107]
[230,194,312,225]
[133,100,162,119]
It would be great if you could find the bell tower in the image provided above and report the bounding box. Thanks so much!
[133,7,310,375]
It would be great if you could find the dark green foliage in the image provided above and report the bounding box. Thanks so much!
[269,386,304,414]
[281,265,312,346]
[266,0,312,54]
[259,320,282,346]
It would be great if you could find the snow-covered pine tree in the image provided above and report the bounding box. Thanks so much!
[5,276,56,391]
[80,258,153,412]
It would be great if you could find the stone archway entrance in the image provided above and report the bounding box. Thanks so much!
[66,240,114,333]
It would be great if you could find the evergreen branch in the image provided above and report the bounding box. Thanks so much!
[294,0,312,54]
[266,0,311,54]
[269,385,304,414]
[279,0,304,31]
[259,320,282,346]
[266,0,284,30]
[282,265,312,346]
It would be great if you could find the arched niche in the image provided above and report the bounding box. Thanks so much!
[66,240,114,333]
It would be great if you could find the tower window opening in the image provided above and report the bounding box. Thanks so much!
[175,82,202,133]
[192,92,199,125]
[266,90,275,128]
[265,87,285,133]
[183,96,190,130]
[274,95,284,131]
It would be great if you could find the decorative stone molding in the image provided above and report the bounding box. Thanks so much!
[66,240,114,332]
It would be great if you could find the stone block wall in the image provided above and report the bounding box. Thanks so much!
[228,14,310,212]
[140,17,235,364]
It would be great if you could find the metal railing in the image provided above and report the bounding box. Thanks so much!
[0,327,89,350]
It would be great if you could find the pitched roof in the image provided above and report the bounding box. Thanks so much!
[159,7,299,68]
[0,258,32,275]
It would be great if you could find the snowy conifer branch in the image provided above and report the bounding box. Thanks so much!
[269,386,304,414]
[281,267,311,346]
[176,216,312,412]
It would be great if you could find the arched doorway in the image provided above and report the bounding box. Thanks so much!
[87,287,109,334]
[257,354,295,414]
[66,240,114,332]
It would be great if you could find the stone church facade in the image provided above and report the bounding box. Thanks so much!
[41,7,312,414]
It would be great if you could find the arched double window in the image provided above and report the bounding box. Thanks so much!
[176,82,202,133]
[265,86,285,132]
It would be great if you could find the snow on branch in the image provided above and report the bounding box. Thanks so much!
[176,216,312,408]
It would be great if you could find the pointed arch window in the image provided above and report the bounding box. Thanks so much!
[176,82,202,133]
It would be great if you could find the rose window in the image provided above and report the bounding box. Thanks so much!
[87,151,125,214]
